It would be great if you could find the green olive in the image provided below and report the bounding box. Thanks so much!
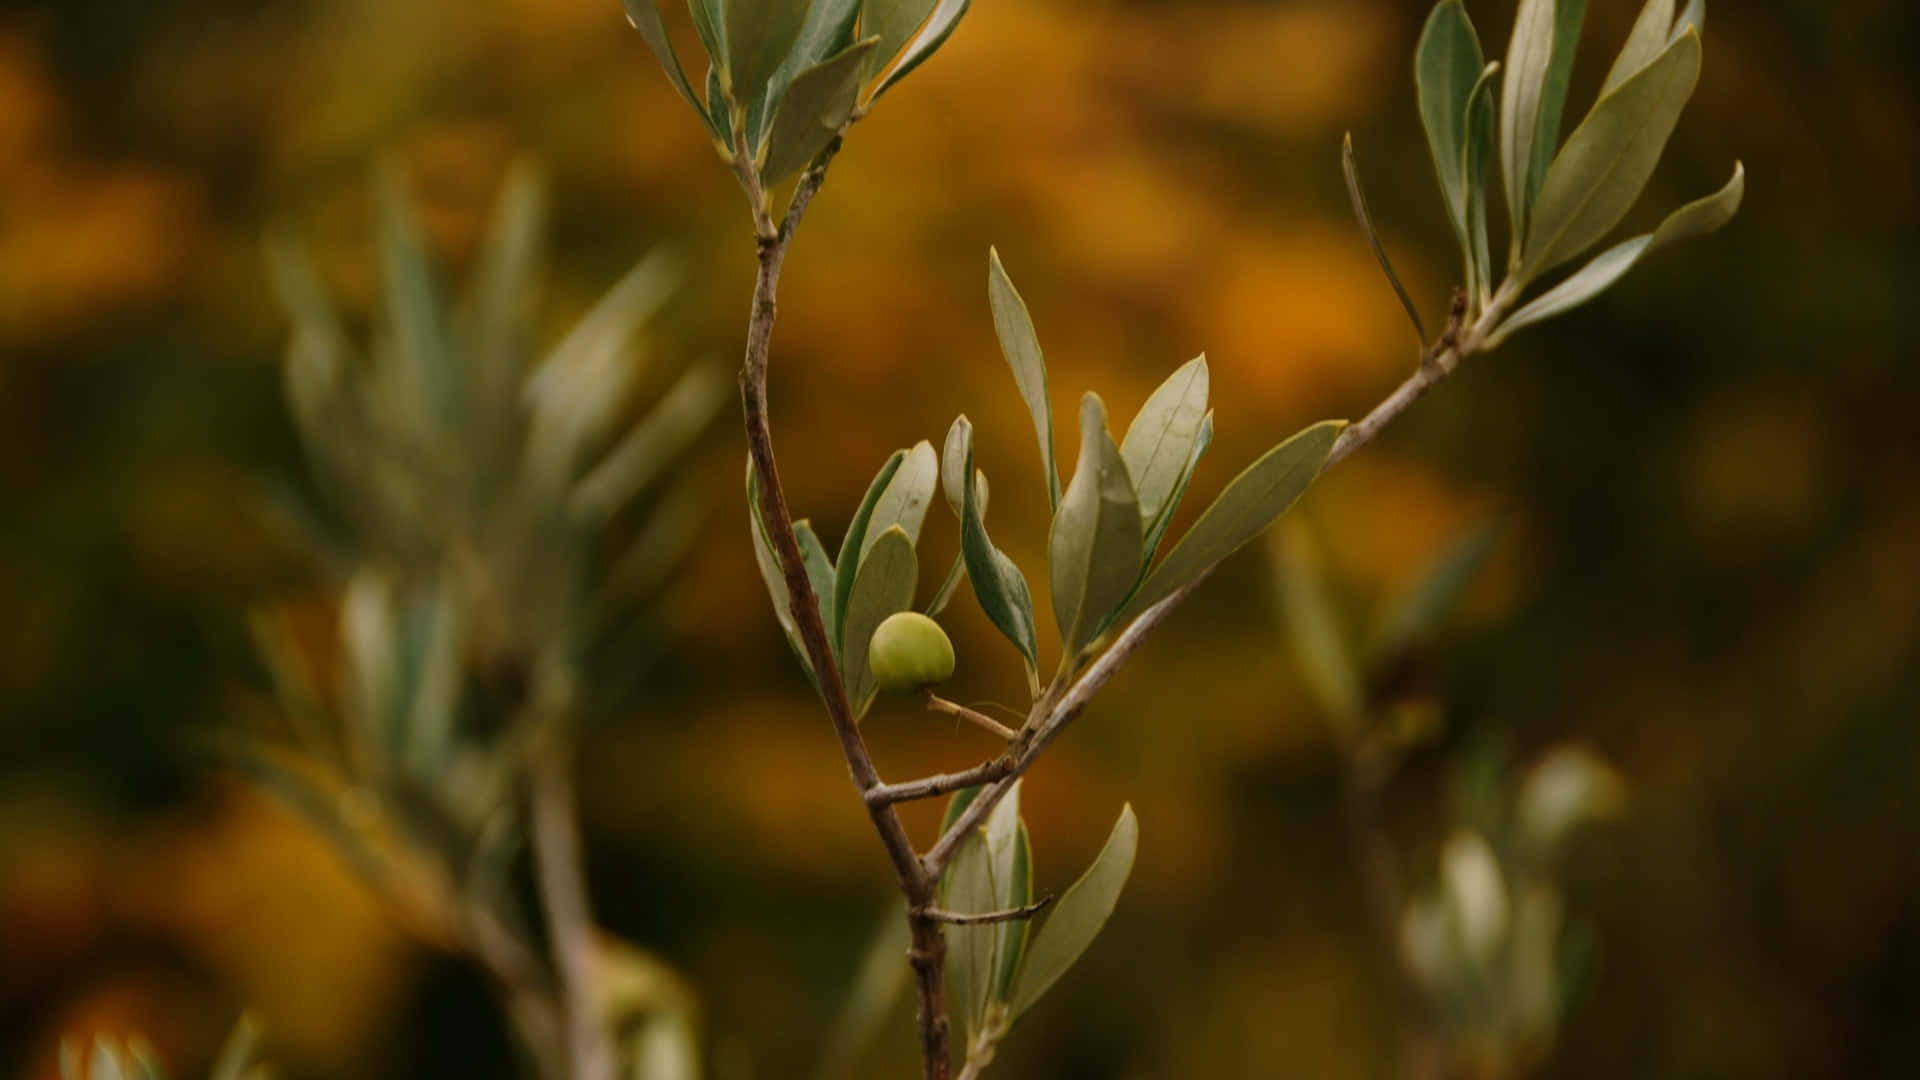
[868,611,956,694]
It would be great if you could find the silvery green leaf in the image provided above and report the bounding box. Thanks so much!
[995,821,1034,1004]
[1527,0,1590,217]
[860,439,938,560]
[987,248,1061,510]
[1049,393,1142,656]
[1490,160,1741,347]
[403,577,464,775]
[748,462,814,681]
[946,416,1040,680]
[841,524,918,717]
[1007,803,1138,1019]
[571,364,729,524]
[1600,0,1676,96]
[1123,420,1345,619]
[1500,0,1559,251]
[982,782,1027,1012]
[1273,521,1360,720]
[861,0,938,79]
[462,161,545,435]
[870,0,971,101]
[725,0,810,110]
[1520,30,1701,282]
[1121,355,1212,532]
[796,519,839,651]
[756,0,862,147]
[942,421,989,520]
[1141,410,1210,565]
[760,37,878,182]
[1415,0,1485,270]
[1672,0,1704,42]
[941,805,999,1040]
[1341,138,1426,346]
[1463,62,1501,302]
[834,449,907,649]
[622,0,714,129]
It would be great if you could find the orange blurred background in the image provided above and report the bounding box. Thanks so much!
[2,1,1916,1077]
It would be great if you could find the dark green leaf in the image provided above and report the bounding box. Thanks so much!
[760,37,878,182]
[1464,61,1501,301]
[1049,393,1143,656]
[1124,420,1345,618]
[1341,136,1426,345]
[870,0,971,101]
[835,449,907,650]
[690,0,728,78]
[994,821,1034,1004]
[1007,804,1138,1019]
[841,525,919,717]
[1489,160,1741,346]
[1601,0,1675,96]
[987,248,1060,509]
[984,783,1029,1008]
[1519,31,1702,282]
[861,0,938,79]
[725,0,810,110]
[1415,0,1485,272]
[705,64,731,139]
[622,0,713,128]
[946,416,1040,680]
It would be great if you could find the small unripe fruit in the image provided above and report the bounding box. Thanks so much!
[868,612,956,694]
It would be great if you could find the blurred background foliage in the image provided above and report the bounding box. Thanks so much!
[0,0,1914,1077]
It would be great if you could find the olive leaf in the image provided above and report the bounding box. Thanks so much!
[1273,521,1361,721]
[760,38,879,183]
[945,416,1040,682]
[861,0,938,80]
[689,0,728,80]
[995,820,1035,1004]
[1463,62,1501,303]
[869,0,972,102]
[1123,420,1345,619]
[1415,0,1485,281]
[1601,0,1675,95]
[1501,0,1588,253]
[975,782,1029,1023]
[747,463,815,682]
[1121,355,1211,534]
[1488,161,1742,347]
[705,64,731,143]
[796,520,840,651]
[1673,0,1705,42]
[754,0,863,149]
[928,465,987,617]
[375,167,449,434]
[622,0,713,132]
[1050,393,1143,657]
[1142,410,1211,566]
[834,449,907,649]
[941,794,1000,1041]
[1341,138,1426,346]
[1519,31,1702,283]
[861,440,939,560]
[1006,803,1138,1020]
[725,0,810,112]
[987,247,1061,510]
[841,525,919,717]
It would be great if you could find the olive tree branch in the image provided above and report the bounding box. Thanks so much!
[915,894,1055,926]
[732,133,960,1080]
[922,282,1518,876]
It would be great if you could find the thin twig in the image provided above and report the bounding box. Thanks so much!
[868,757,1018,807]
[916,895,1055,926]
[927,693,1021,741]
[733,135,957,1080]
[528,732,615,1080]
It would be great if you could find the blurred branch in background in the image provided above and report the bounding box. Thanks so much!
[1274,520,1626,1080]
[221,160,725,1079]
